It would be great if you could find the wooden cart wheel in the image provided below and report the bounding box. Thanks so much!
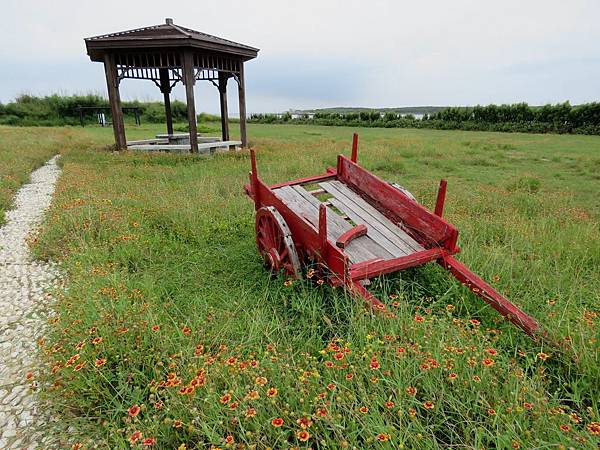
[256,206,302,279]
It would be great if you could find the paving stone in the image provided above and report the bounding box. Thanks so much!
[0,156,61,449]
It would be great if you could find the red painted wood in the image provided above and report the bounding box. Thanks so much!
[349,248,447,280]
[434,179,447,217]
[337,155,459,249]
[440,256,542,337]
[336,224,368,248]
[268,173,336,190]
[319,204,328,260]
[351,133,358,163]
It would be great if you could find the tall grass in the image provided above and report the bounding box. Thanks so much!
[29,124,600,448]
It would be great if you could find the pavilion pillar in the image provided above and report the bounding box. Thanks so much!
[182,50,199,153]
[237,63,248,148]
[218,72,230,142]
[159,68,174,136]
[103,53,126,150]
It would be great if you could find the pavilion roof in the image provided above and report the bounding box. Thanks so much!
[85,19,259,61]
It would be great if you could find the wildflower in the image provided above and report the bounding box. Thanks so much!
[472,375,481,383]
[151,325,160,332]
[297,430,310,442]
[142,437,156,446]
[560,424,571,432]
[130,431,142,445]
[271,417,284,427]
[315,407,328,417]
[255,376,268,386]
[537,352,549,361]
[414,314,425,323]
[266,387,278,397]
[284,279,293,287]
[245,390,259,400]
[128,404,141,418]
[446,304,455,311]
[326,383,336,391]
[482,358,495,367]
[173,420,183,428]
[448,373,458,380]
[306,268,315,278]
[487,409,496,415]
[492,275,500,282]
[369,357,380,370]
[359,406,369,414]
[523,402,533,410]
[316,279,325,285]
[91,337,103,345]
[587,422,600,435]
[219,394,231,404]
[224,436,234,445]
[154,401,163,410]
[486,348,498,356]
[297,417,313,428]
[469,319,480,326]
[406,386,417,396]
[245,407,257,418]
[228,401,238,410]
[408,408,417,417]
[73,362,86,371]
[95,358,107,367]
[511,441,521,449]
[345,373,354,380]
[376,433,390,442]
[385,401,395,409]
[423,401,435,410]
[182,326,191,335]
[72,444,84,450]
[324,360,334,368]
[333,352,344,361]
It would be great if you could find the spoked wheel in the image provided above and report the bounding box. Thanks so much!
[256,206,302,279]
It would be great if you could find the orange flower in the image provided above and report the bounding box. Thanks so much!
[151,325,160,332]
[91,337,103,345]
[408,407,417,417]
[297,430,310,442]
[224,435,234,445]
[26,372,34,381]
[255,376,267,386]
[486,348,498,356]
[587,422,600,435]
[369,357,380,370]
[182,326,191,335]
[482,358,495,367]
[271,417,284,427]
[266,387,278,397]
[487,409,496,415]
[324,360,334,368]
[423,401,435,410]
[523,402,533,410]
[333,352,344,361]
[469,319,480,326]
[359,406,369,414]
[173,420,183,428]
[228,401,238,410]
[414,314,425,323]
[406,386,417,396]
[219,394,231,404]
[73,362,86,371]
[537,352,549,361]
[385,401,395,409]
[128,404,141,418]
[472,375,481,383]
[345,373,354,380]
[245,407,257,418]
[72,444,84,450]
[315,407,328,417]
[448,373,457,380]
[559,424,571,432]
[326,383,336,391]
[297,416,313,428]
[142,437,156,446]
[246,390,260,400]
[376,433,390,442]
[95,358,107,367]
[130,431,142,445]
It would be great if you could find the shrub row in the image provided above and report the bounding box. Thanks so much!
[249,102,600,135]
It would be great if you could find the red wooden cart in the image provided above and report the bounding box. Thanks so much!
[245,134,544,338]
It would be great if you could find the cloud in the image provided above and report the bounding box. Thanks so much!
[1,0,599,109]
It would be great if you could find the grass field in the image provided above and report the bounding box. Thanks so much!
[7,123,599,448]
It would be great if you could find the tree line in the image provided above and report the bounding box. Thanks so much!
[249,102,600,135]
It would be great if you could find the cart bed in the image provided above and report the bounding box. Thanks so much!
[273,180,424,263]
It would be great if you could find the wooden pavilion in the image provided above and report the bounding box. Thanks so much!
[84,19,259,153]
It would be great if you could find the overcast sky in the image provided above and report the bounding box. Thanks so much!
[1,0,599,113]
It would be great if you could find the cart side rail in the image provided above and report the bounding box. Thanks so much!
[336,154,459,250]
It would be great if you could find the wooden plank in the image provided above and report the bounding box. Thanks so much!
[337,155,457,246]
[275,186,387,263]
[322,181,423,253]
[289,185,395,261]
[329,197,406,257]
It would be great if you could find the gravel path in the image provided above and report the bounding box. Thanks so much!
[0,156,61,449]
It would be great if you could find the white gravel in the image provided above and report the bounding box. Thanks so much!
[0,156,62,449]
